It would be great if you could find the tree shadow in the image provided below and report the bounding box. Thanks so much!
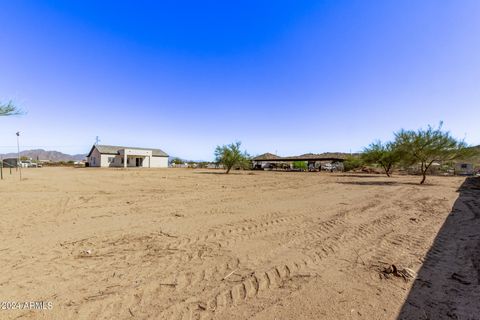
[192,171,227,175]
[337,181,398,186]
[335,174,385,178]
[397,177,480,319]
[336,181,430,186]
[192,171,251,175]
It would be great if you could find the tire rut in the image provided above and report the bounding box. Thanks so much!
[158,208,404,319]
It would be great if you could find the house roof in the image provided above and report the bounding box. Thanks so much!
[252,153,281,161]
[87,145,169,158]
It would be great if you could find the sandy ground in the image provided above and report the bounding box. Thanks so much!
[0,168,478,320]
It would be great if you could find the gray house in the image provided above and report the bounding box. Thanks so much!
[87,145,169,168]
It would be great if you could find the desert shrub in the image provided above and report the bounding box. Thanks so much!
[343,155,363,172]
[292,161,307,170]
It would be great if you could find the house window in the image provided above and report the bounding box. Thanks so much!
[121,158,124,164]
[92,157,96,165]
[108,157,114,163]
[461,164,468,169]
[127,158,130,164]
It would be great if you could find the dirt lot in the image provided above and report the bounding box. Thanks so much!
[1,168,479,319]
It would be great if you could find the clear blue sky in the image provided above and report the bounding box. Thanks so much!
[1,1,479,160]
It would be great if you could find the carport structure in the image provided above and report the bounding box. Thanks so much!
[252,153,346,171]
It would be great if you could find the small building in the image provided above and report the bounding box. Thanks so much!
[455,163,475,176]
[2,158,19,168]
[86,145,169,168]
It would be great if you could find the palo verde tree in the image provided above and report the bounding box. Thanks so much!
[394,123,475,184]
[214,141,250,174]
[0,101,22,116]
[343,155,363,172]
[362,141,400,177]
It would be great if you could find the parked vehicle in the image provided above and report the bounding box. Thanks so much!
[20,160,39,168]
[321,163,334,171]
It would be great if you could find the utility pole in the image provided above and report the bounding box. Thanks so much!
[16,131,22,181]
[95,136,100,145]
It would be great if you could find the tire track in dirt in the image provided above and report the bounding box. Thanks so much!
[173,184,406,250]
[152,188,414,318]
[62,185,414,319]
[361,193,461,272]
[161,197,393,294]
[157,204,407,319]
[177,194,396,252]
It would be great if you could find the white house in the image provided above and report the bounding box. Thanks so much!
[86,145,169,168]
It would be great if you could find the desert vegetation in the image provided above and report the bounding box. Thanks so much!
[214,141,250,174]
[362,123,476,184]
[362,141,400,177]
[292,161,307,170]
[343,155,364,172]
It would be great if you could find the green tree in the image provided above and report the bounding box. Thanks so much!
[214,141,250,174]
[292,161,307,170]
[362,141,400,177]
[0,101,22,116]
[394,123,476,184]
[343,155,363,172]
[170,157,184,165]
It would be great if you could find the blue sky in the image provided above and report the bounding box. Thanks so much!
[1,0,479,160]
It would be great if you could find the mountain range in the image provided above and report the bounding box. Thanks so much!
[0,149,86,162]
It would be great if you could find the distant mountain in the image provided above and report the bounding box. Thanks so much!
[0,149,85,162]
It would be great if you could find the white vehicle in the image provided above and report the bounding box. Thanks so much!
[20,160,38,168]
[321,162,343,172]
[321,163,334,171]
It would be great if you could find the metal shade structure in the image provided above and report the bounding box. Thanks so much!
[252,153,346,163]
